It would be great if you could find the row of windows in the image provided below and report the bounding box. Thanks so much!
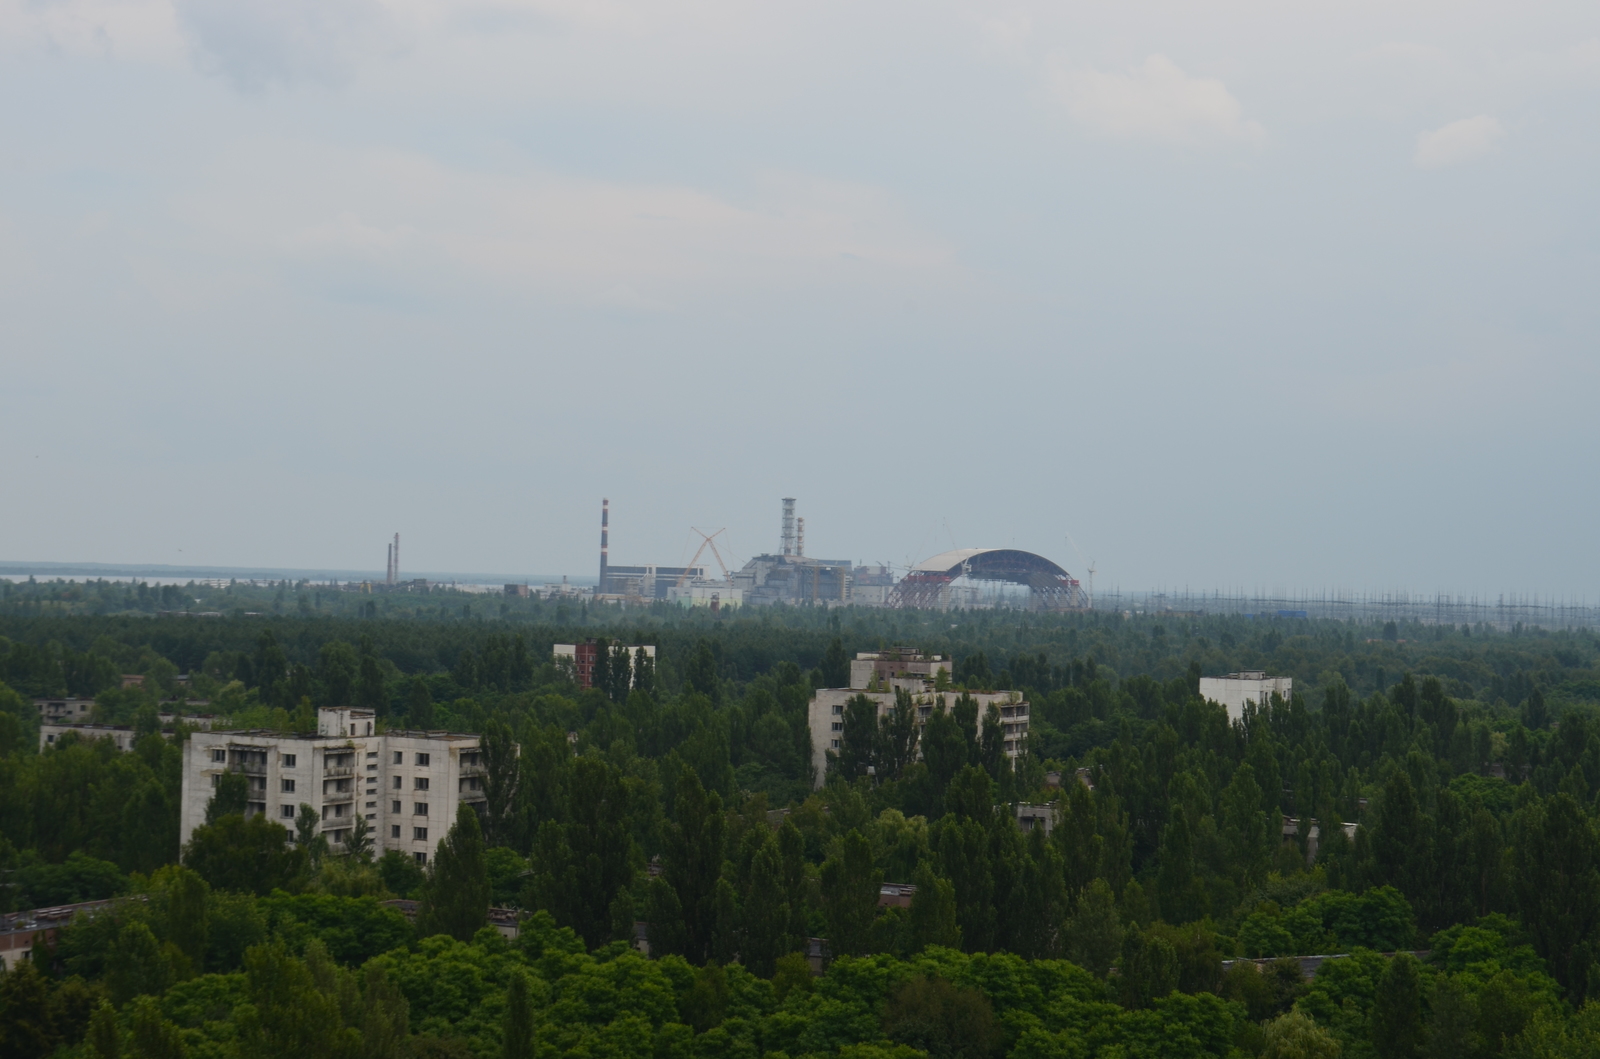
[279,804,430,830]
[391,826,429,841]
[210,750,436,768]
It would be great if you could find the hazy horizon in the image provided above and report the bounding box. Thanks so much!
[4,0,1597,596]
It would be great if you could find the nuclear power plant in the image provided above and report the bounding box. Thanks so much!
[585,498,1089,612]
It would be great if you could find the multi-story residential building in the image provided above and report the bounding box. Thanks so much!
[40,715,217,752]
[807,650,1030,787]
[34,698,95,723]
[553,641,656,690]
[1198,671,1293,722]
[179,706,486,865]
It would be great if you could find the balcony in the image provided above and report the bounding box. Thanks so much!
[460,763,487,778]
[232,760,267,775]
[322,789,355,804]
[323,765,355,778]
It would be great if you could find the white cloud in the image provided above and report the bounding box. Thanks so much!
[1414,115,1504,168]
[181,141,960,303]
[173,0,397,90]
[1052,54,1264,145]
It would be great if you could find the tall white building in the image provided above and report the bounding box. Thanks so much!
[1198,671,1294,723]
[807,651,1030,787]
[179,706,485,865]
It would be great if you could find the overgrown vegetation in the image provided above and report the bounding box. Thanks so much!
[4,600,1600,1057]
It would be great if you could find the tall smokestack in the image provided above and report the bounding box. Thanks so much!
[599,498,610,592]
[796,517,805,558]
[781,498,796,557]
[386,542,393,583]
[393,533,400,584]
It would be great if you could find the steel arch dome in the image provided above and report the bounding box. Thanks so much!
[889,548,1086,610]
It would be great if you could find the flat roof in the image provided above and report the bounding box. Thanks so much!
[197,728,479,742]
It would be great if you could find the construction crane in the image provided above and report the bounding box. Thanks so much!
[675,529,732,589]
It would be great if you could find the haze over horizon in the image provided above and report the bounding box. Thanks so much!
[3,0,1597,595]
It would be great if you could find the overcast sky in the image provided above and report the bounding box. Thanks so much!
[2,0,1596,593]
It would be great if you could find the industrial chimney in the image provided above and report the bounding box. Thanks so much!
[392,533,400,584]
[796,517,805,558]
[780,498,796,557]
[599,499,610,592]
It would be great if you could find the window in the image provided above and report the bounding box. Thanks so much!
[393,751,403,765]
[281,805,295,818]
[392,801,402,814]
[392,776,402,789]
[366,764,377,771]
[830,722,842,731]
[365,801,376,808]
[210,775,220,788]
[414,777,430,790]
[414,802,428,816]
[367,751,377,758]
[831,704,842,715]
[830,739,840,749]
[281,779,296,793]
[414,828,428,842]
[415,753,431,767]
[282,754,297,768]
[212,749,226,763]
[414,852,427,864]
[365,813,375,820]
[391,825,401,838]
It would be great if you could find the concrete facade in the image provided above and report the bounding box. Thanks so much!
[1198,671,1294,722]
[807,651,1030,787]
[34,698,94,723]
[40,715,217,752]
[553,642,657,690]
[848,649,953,689]
[180,708,485,864]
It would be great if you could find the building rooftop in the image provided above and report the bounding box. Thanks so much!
[197,727,479,742]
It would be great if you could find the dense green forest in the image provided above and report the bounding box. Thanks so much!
[4,584,1600,1059]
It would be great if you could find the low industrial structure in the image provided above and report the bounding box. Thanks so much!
[807,649,1030,787]
[593,498,713,602]
[179,706,485,865]
[1199,671,1294,722]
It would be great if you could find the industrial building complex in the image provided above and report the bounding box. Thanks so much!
[588,497,1090,613]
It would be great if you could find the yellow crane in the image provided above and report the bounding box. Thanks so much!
[675,528,732,589]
